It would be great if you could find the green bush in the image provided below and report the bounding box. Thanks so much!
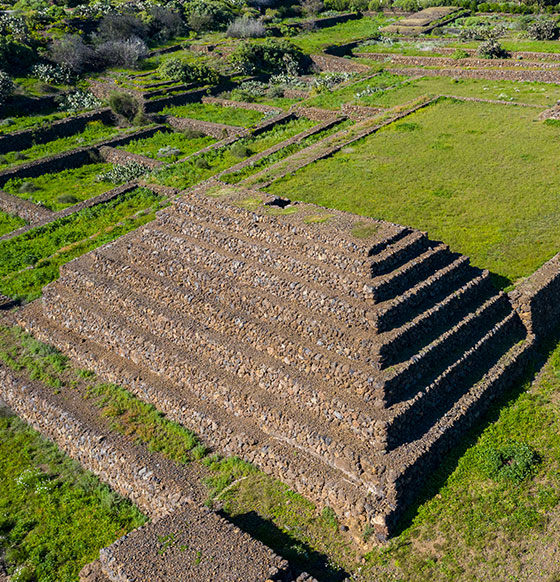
[229,142,252,159]
[0,70,14,106]
[527,18,558,41]
[230,39,307,76]
[185,0,235,32]
[96,161,148,184]
[108,91,141,122]
[477,442,538,483]
[477,39,509,59]
[157,58,219,86]
[452,48,470,59]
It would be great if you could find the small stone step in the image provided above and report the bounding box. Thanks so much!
[369,230,430,277]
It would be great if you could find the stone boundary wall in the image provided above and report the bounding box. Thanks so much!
[442,94,543,108]
[540,104,560,119]
[310,54,371,73]
[0,109,113,156]
[99,146,164,169]
[0,125,163,188]
[509,252,560,338]
[202,96,283,114]
[274,12,360,34]
[289,106,340,121]
[0,189,52,223]
[355,52,560,70]
[0,366,313,581]
[284,89,311,99]
[341,103,385,119]
[167,115,242,138]
[0,182,138,242]
[0,365,191,518]
[387,66,560,84]
[217,116,343,179]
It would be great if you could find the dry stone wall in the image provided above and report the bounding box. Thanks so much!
[387,66,560,84]
[0,189,52,223]
[167,115,242,138]
[202,96,282,114]
[310,54,371,73]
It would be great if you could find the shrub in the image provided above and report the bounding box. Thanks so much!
[58,90,102,113]
[226,17,267,38]
[156,146,181,158]
[31,63,73,85]
[0,71,14,106]
[57,194,79,205]
[477,39,509,59]
[231,39,307,75]
[527,18,558,40]
[108,91,141,122]
[302,0,324,17]
[18,181,38,194]
[477,442,538,483]
[185,0,235,32]
[451,48,470,59]
[230,143,252,159]
[194,157,210,169]
[147,6,186,41]
[97,13,148,42]
[96,161,148,184]
[96,37,149,68]
[49,35,97,74]
[157,58,220,85]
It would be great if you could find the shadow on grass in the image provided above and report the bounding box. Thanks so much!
[391,324,560,538]
[220,510,349,582]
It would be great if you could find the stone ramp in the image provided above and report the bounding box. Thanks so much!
[20,182,533,538]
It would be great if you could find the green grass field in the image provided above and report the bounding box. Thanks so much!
[0,211,26,236]
[160,102,266,127]
[119,129,215,160]
[2,163,114,211]
[0,187,166,301]
[269,98,560,284]
[0,410,146,582]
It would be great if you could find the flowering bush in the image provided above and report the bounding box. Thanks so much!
[58,90,102,113]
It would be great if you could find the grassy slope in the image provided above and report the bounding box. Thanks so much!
[0,211,26,236]
[0,411,146,582]
[160,102,265,127]
[120,129,215,160]
[0,187,166,301]
[2,163,113,211]
[268,98,560,284]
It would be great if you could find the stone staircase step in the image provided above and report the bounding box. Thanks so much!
[382,292,513,404]
[385,309,525,423]
[61,254,384,420]
[135,224,375,331]
[22,303,384,532]
[368,243,453,302]
[375,255,474,333]
[369,231,431,278]
[43,281,387,474]
[155,210,368,297]
[377,271,495,366]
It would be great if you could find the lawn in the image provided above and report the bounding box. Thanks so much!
[152,117,315,189]
[119,129,215,160]
[0,410,146,582]
[268,98,560,284]
[2,163,114,211]
[160,102,266,127]
[0,121,125,168]
[0,211,26,236]
[0,187,166,301]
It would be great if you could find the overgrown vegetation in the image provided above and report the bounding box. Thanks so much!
[0,187,165,301]
[0,211,26,237]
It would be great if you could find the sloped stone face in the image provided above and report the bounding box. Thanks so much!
[24,181,534,537]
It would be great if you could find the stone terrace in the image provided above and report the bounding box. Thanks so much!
[21,181,534,539]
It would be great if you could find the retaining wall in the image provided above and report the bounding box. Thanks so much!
[509,252,560,338]
[310,54,371,73]
[0,109,113,156]
[202,96,282,114]
[387,66,560,84]
[167,116,242,138]
[99,146,164,169]
[0,189,52,223]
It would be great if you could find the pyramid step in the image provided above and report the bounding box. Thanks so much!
[173,192,408,276]
[375,255,474,333]
[368,243,453,303]
[23,302,381,532]
[135,225,376,332]
[382,292,513,405]
[369,231,431,277]
[145,215,368,297]
[59,255,388,442]
[43,282,387,471]
[378,270,495,367]
[85,240,381,366]
[385,309,526,441]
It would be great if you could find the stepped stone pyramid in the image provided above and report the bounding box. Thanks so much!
[22,182,534,539]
